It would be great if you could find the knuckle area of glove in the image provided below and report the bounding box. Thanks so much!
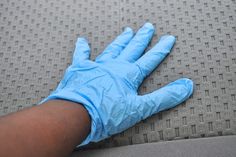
[98,61,137,86]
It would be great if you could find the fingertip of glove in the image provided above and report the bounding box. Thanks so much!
[143,22,155,32]
[124,27,133,33]
[176,78,194,98]
[155,35,176,54]
[77,37,88,43]
[123,27,134,38]
[160,35,176,43]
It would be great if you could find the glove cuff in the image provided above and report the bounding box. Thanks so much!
[38,90,102,147]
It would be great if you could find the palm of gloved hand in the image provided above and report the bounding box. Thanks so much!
[40,23,193,146]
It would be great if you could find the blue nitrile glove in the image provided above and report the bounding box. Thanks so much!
[39,23,194,146]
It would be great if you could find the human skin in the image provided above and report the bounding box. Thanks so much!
[0,100,90,157]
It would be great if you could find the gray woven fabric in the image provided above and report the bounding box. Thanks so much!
[74,135,236,157]
[0,0,235,149]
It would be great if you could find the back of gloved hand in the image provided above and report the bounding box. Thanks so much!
[39,23,194,146]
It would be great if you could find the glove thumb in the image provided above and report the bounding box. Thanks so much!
[135,78,194,120]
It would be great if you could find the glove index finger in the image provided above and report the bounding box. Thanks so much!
[136,35,176,78]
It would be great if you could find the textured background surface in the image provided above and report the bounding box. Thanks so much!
[75,136,236,157]
[0,0,235,149]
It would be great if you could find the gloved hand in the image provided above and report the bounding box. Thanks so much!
[39,23,194,146]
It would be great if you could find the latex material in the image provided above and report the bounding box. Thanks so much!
[39,23,194,146]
